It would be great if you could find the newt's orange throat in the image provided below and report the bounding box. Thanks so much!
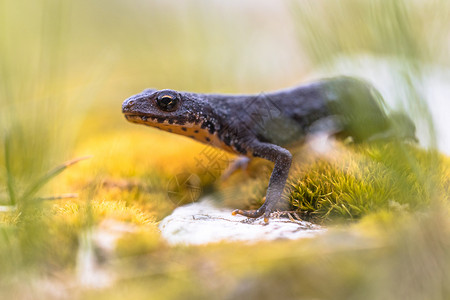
[122,77,417,222]
[124,113,235,152]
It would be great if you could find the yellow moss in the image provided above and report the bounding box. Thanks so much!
[115,228,162,257]
[67,129,231,181]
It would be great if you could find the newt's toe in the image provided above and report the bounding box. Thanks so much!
[231,209,265,219]
[263,210,272,223]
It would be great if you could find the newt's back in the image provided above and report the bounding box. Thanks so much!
[236,76,392,147]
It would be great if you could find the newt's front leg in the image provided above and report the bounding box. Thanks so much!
[232,142,292,223]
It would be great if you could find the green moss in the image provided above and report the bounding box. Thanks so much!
[288,142,448,221]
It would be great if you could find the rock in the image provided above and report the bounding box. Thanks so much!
[159,199,325,245]
[76,219,136,289]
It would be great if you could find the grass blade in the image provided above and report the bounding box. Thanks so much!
[4,134,16,206]
[21,155,92,202]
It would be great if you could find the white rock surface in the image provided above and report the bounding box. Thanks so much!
[159,199,325,245]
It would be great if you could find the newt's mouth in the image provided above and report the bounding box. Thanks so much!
[124,113,157,124]
[124,113,186,128]
[124,112,196,129]
[124,113,160,124]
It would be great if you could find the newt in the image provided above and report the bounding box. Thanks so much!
[122,76,416,222]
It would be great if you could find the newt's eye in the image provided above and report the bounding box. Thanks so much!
[156,92,180,112]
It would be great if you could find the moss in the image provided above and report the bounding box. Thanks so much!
[288,142,449,222]
[115,228,161,257]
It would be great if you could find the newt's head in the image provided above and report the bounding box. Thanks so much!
[122,88,200,128]
[122,89,221,145]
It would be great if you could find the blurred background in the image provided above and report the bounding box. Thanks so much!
[1,0,449,299]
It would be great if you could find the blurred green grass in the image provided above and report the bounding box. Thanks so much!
[1,0,450,299]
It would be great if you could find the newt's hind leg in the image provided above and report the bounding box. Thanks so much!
[221,156,250,180]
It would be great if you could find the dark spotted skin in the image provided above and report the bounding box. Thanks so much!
[122,76,416,222]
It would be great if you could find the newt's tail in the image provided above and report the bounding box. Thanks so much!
[367,112,418,143]
[325,77,418,144]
